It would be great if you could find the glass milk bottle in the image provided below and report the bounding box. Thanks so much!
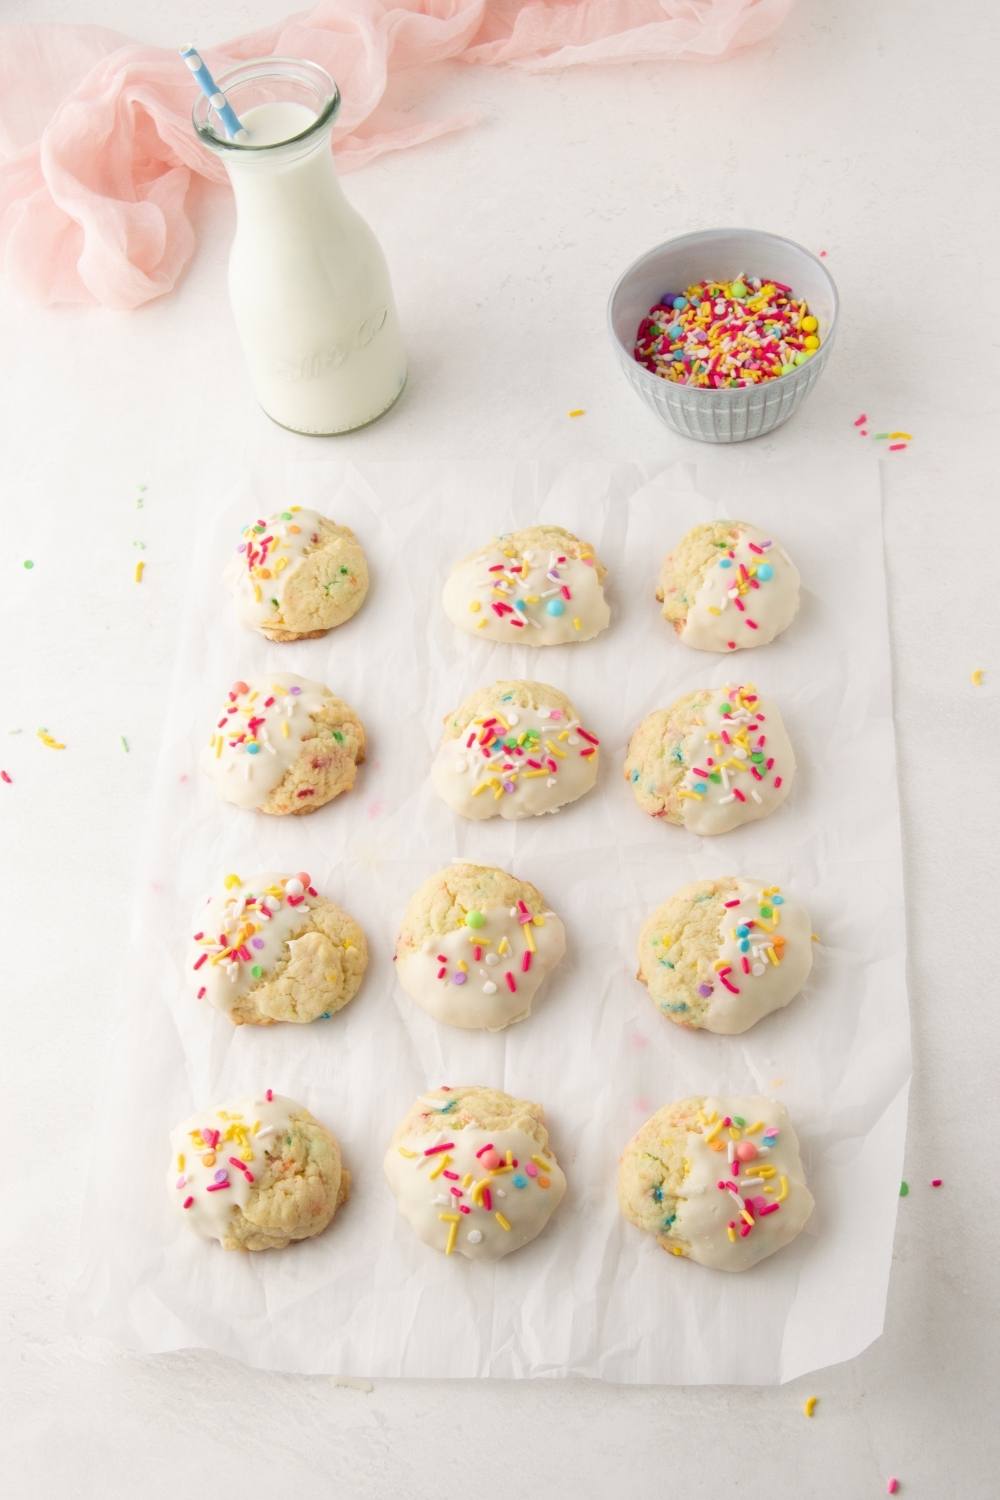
[193,59,406,435]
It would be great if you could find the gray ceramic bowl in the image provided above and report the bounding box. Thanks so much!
[607,228,839,443]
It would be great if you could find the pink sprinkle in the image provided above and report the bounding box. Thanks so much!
[720,730,731,744]
[424,1142,455,1156]
[183,1196,194,1209]
[525,1162,538,1178]
[482,1187,492,1211]
[732,787,746,803]
[475,1143,495,1158]
[748,541,763,554]
[437,966,447,979]
[229,1157,254,1182]
[0,770,11,785]
[854,413,868,427]
[741,956,750,974]
[758,1202,781,1216]
[719,971,740,995]
[691,766,710,777]
[202,1128,219,1149]
[505,971,517,993]
[931,1178,943,1187]
[205,1181,230,1193]
[561,585,571,600]
[580,746,596,758]
[265,1088,273,1102]
[193,953,208,970]
[459,1204,471,1214]
[577,728,600,746]
[739,1223,752,1237]
[773,776,783,789]
[724,899,741,908]
[745,619,758,630]
[887,1481,899,1496]
[450,1186,463,1198]
[521,950,532,972]
[889,443,907,452]
[442,1169,459,1180]
[197,986,206,1000]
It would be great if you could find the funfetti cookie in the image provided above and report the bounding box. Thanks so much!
[394,863,566,1031]
[618,1096,813,1271]
[637,877,812,1034]
[443,525,610,645]
[624,683,794,834]
[189,870,368,1026]
[384,1085,566,1260]
[169,1090,349,1251]
[431,679,600,820]
[657,520,800,652]
[226,506,369,642]
[202,674,365,815]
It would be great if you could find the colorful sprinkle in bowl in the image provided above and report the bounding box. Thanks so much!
[607,229,838,443]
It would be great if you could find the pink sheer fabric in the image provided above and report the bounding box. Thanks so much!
[0,2,794,309]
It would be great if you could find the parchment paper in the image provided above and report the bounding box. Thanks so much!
[76,457,910,1383]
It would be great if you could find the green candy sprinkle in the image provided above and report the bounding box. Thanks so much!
[339,565,349,575]
[251,964,263,979]
[466,910,486,930]
[23,559,34,570]
[899,1181,909,1197]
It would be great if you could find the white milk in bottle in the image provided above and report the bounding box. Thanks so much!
[193,62,406,435]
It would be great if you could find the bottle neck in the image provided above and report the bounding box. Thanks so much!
[224,132,346,221]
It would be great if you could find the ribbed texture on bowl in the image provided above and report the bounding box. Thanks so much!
[608,229,838,444]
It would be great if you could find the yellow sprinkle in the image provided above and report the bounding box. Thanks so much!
[704,1118,724,1144]
[746,1121,764,1134]
[468,600,481,613]
[253,584,261,603]
[740,1209,754,1227]
[445,1221,459,1256]
[776,1174,789,1202]
[678,789,704,801]
[548,743,567,758]
[495,1212,511,1231]
[523,923,536,952]
[177,1154,185,1171]
[971,668,984,686]
[767,946,779,965]
[506,1149,513,1167]
[497,936,510,957]
[36,728,67,750]
[274,557,288,574]
[488,1163,513,1177]
[888,431,912,440]
[525,595,539,604]
[397,1146,418,1159]
[429,1153,451,1180]
[214,734,223,758]
[457,959,468,973]
[573,617,581,630]
[726,1225,736,1243]
[134,560,144,583]
[471,780,491,797]
[669,1245,686,1256]
[438,1212,460,1222]
[493,782,505,800]
[531,1155,551,1171]
[523,768,549,778]
[568,408,585,418]
[811,933,820,942]
[462,1173,472,1188]
[804,1396,818,1418]
[476,618,488,630]
[707,606,721,616]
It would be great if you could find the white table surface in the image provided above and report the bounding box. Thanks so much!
[3,0,997,1493]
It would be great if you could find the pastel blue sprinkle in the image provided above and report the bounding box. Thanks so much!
[736,924,749,938]
[513,1173,528,1189]
[246,743,260,755]
[631,769,640,783]
[672,296,688,310]
[693,781,707,794]
[719,558,733,569]
[545,598,566,617]
[772,894,784,905]
[756,562,774,581]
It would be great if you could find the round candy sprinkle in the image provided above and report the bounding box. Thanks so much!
[545,598,566,617]
[284,877,304,897]
[634,274,821,388]
[465,910,486,929]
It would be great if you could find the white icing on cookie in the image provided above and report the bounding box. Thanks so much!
[168,1092,295,1244]
[397,904,566,1030]
[226,507,325,632]
[188,871,315,1016]
[432,704,599,819]
[384,1125,567,1260]
[682,526,799,652]
[201,674,330,810]
[443,537,609,645]
[671,1098,813,1271]
[677,684,794,835]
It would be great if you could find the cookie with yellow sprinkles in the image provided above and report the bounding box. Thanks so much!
[625,683,794,835]
[169,1090,349,1251]
[618,1095,813,1271]
[384,1086,567,1261]
[226,506,368,642]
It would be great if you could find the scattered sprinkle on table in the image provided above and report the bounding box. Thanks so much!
[803,1395,818,1418]
[887,1479,900,1495]
[971,669,985,686]
[899,1180,909,1196]
[1,770,12,784]
[134,560,145,584]
[931,1177,943,1187]
[854,413,868,428]
[22,559,34,570]
[633,275,821,388]
[36,727,66,750]
[568,408,585,417]
[120,736,130,753]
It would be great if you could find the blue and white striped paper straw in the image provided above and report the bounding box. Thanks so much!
[179,45,248,141]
